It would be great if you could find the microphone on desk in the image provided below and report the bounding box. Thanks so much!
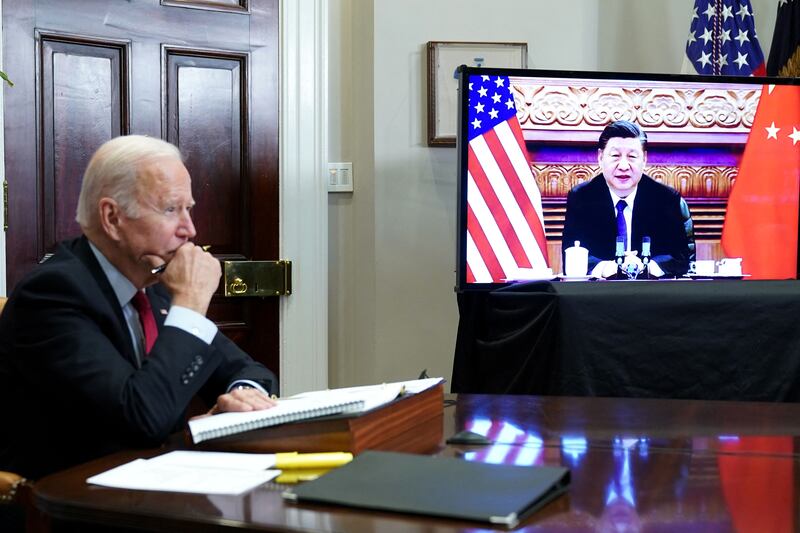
[608,237,628,279]
[641,236,651,279]
[615,237,625,263]
[615,237,625,276]
[641,236,651,264]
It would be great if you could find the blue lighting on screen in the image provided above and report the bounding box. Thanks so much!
[561,437,588,463]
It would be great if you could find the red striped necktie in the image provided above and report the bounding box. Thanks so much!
[131,290,158,355]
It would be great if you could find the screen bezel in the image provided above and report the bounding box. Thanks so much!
[455,66,800,292]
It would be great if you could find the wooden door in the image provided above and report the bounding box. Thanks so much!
[3,0,280,378]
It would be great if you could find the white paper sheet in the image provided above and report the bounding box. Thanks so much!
[146,450,277,470]
[285,377,444,401]
[87,452,280,495]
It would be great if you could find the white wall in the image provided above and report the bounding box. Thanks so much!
[328,0,377,384]
[596,0,777,73]
[327,0,784,389]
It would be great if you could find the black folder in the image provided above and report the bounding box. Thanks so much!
[282,450,570,528]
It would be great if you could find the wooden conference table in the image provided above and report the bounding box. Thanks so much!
[32,394,800,532]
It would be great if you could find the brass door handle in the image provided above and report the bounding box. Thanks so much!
[229,277,248,295]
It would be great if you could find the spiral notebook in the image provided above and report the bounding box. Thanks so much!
[189,382,408,444]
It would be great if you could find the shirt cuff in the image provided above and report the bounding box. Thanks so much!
[164,305,218,344]
[648,260,665,277]
[227,379,270,395]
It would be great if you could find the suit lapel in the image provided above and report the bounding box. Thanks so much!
[70,236,139,366]
[592,177,617,239]
[631,176,653,248]
[146,286,171,331]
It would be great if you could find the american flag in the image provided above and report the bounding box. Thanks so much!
[683,0,765,76]
[465,74,549,283]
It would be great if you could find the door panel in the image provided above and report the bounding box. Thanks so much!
[4,0,280,379]
[40,35,130,252]
[165,50,245,251]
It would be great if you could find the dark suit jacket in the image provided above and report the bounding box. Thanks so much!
[0,236,277,478]
[561,175,695,276]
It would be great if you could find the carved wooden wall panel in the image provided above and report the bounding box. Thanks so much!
[511,77,760,136]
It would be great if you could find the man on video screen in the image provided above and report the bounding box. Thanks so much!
[562,120,695,278]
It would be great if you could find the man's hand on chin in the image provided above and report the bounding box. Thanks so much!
[159,243,221,315]
[190,388,277,420]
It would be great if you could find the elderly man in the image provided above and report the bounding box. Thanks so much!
[0,135,277,479]
[561,120,695,278]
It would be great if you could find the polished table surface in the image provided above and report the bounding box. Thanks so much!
[33,394,800,532]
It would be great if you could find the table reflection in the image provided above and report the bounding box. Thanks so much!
[459,415,796,532]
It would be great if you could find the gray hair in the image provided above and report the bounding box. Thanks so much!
[75,135,183,229]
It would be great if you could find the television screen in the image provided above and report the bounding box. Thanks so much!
[456,67,800,290]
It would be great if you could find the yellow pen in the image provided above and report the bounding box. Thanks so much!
[274,452,353,470]
[275,468,331,484]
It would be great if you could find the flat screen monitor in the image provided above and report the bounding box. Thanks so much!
[456,67,800,290]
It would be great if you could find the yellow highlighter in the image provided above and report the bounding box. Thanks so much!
[274,452,353,470]
[275,468,331,484]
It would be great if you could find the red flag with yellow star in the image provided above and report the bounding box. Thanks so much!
[721,84,800,279]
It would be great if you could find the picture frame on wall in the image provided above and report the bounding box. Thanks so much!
[426,41,528,147]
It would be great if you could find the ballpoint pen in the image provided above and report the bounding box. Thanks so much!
[151,245,212,275]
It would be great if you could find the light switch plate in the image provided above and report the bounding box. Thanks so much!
[328,162,353,193]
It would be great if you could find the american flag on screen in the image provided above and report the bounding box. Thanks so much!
[683,0,765,76]
[465,74,549,283]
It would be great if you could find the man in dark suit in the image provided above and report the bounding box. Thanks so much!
[562,120,694,278]
[0,135,278,479]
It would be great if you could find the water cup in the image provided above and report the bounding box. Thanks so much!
[564,241,589,277]
[693,260,715,276]
[717,257,743,276]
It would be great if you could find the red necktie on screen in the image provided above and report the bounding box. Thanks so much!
[131,290,158,355]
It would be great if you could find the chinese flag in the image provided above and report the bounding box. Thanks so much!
[721,84,800,279]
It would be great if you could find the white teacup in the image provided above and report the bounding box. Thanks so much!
[693,260,716,276]
[564,241,589,277]
[717,257,743,276]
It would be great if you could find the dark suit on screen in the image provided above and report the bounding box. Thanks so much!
[561,174,695,276]
[0,236,277,479]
